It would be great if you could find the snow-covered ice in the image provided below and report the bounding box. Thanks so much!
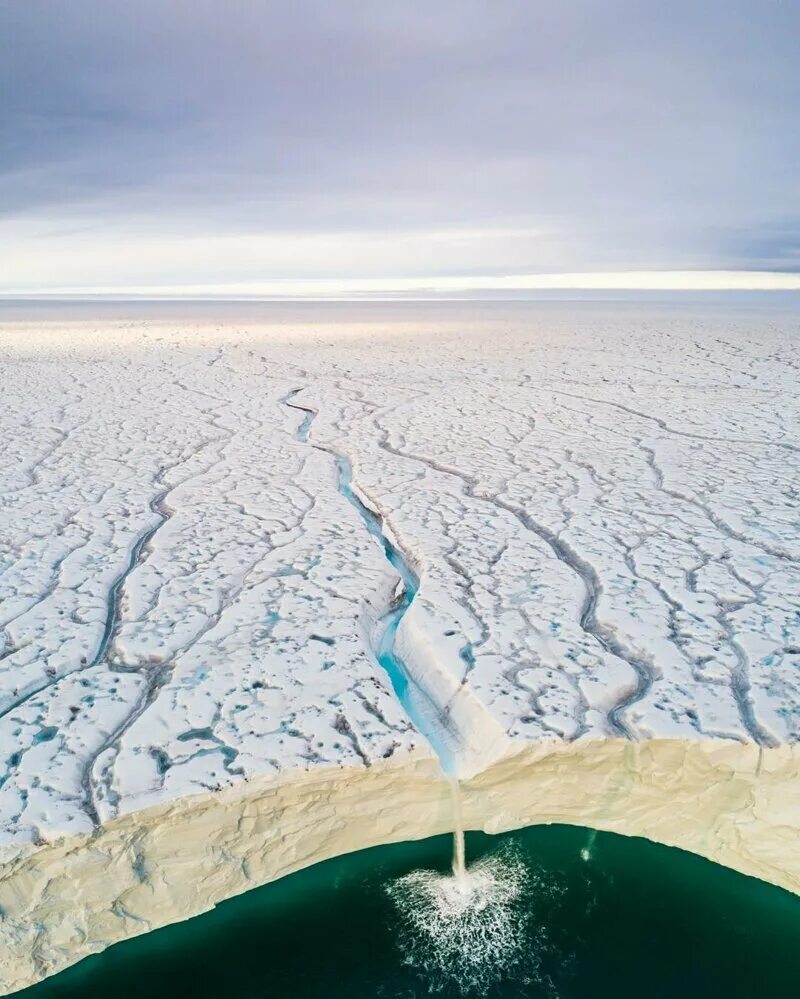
[0,304,798,991]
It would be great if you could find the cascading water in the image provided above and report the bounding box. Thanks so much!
[282,388,530,993]
[450,778,467,883]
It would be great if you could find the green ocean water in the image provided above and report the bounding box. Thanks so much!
[22,824,800,999]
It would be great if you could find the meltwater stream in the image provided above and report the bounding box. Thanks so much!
[283,388,532,993]
[283,388,456,770]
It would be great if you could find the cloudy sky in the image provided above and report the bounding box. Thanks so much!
[2,1,799,295]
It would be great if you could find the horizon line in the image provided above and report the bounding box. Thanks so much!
[3,270,800,299]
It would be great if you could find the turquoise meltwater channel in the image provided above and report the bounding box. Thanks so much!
[282,387,459,771]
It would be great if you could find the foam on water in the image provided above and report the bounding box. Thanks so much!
[580,829,598,863]
[387,844,536,994]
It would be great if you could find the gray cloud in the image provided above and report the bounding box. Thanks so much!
[1,0,798,287]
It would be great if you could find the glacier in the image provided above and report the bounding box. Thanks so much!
[0,304,797,993]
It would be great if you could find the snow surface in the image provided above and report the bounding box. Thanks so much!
[1,308,798,851]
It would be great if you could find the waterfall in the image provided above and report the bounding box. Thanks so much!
[284,388,471,887]
[282,388,530,992]
[450,778,467,883]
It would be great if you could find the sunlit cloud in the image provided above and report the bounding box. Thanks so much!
[1,1,798,294]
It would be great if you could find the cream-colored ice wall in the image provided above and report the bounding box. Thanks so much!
[1,738,797,996]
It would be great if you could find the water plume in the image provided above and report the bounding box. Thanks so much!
[387,842,533,994]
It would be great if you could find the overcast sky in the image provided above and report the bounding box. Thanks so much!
[2,1,799,294]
